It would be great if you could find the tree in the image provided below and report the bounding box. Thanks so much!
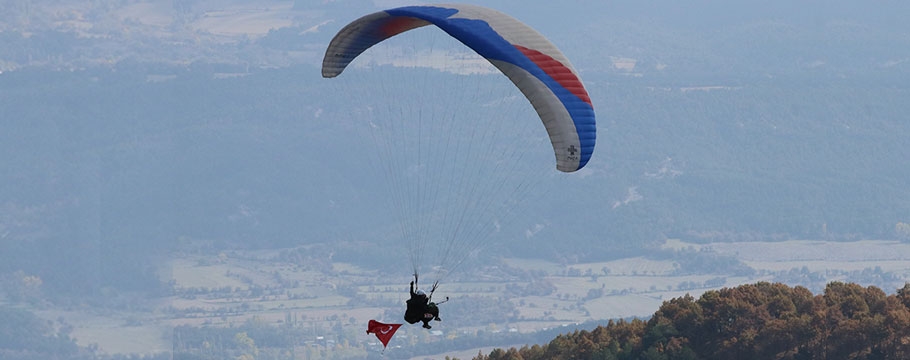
[234,332,259,359]
[895,222,910,241]
[475,282,910,360]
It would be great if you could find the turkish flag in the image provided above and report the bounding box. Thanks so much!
[366,320,402,348]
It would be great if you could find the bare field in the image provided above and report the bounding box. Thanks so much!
[36,0,322,40]
[744,259,910,273]
[193,4,297,36]
[711,240,910,262]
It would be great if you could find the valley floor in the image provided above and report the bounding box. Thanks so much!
[31,238,910,357]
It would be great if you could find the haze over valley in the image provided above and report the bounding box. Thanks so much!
[2,1,910,358]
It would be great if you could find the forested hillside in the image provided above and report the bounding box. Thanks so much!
[477,282,910,360]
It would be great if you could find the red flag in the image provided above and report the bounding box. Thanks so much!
[366,320,402,348]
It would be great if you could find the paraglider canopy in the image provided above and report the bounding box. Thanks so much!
[323,3,595,172]
[322,3,596,285]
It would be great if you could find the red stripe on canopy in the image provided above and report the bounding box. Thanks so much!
[514,45,592,107]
